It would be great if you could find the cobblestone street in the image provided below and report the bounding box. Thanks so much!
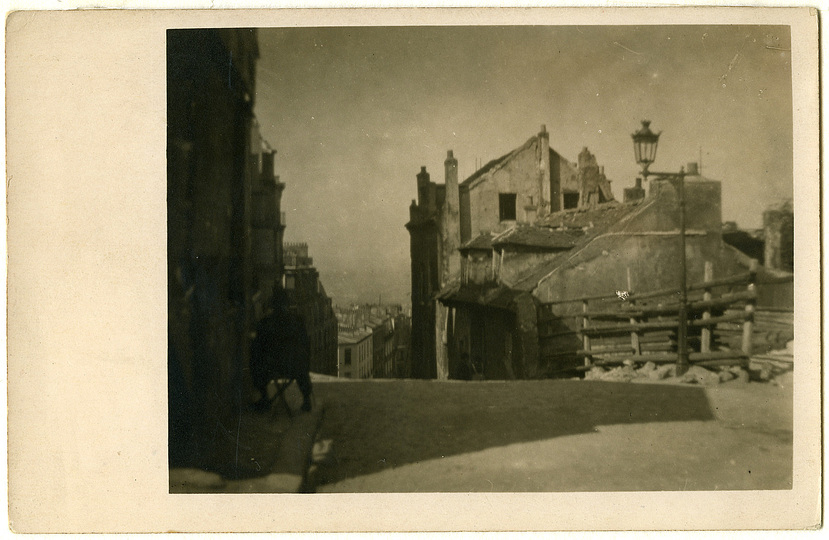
[308,377,792,492]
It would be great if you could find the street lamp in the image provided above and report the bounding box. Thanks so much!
[631,120,689,376]
[631,120,661,177]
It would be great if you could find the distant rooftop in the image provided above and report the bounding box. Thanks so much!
[338,329,372,345]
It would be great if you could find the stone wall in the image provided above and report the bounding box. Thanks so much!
[498,250,556,285]
[648,178,722,232]
[534,233,732,310]
[535,177,733,316]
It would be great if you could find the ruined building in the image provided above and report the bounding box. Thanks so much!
[407,126,614,379]
[409,125,781,380]
[762,199,794,273]
[721,197,793,308]
[405,159,456,379]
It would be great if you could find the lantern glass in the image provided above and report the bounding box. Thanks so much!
[631,120,660,170]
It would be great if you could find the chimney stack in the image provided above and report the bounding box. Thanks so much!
[444,150,458,187]
[442,150,461,281]
[416,166,433,209]
[686,162,699,176]
[537,125,551,214]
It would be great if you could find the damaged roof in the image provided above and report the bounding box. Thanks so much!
[508,199,656,291]
[460,232,495,252]
[437,281,527,311]
[459,133,607,203]
[492,225,579,250]
[537,199,648,231]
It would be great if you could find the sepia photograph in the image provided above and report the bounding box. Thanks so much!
[168,24,798,493]
[6,6,821,533]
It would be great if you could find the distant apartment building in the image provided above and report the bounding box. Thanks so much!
[334,303,412,378]
[367,314,395,378]
[337,328,373,379]
[249,130,287,321]
[283,242,339,376]
[392,311,412,378]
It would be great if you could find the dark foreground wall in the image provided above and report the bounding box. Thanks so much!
[167,29,259,470]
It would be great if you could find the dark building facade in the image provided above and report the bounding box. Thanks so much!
[722,221,765,264]
[167,29,261,470]
[392,310,413,378]
[250,136,287,320]
[405,155,459,379]
[168,29,297,474]
[283,242,339,376]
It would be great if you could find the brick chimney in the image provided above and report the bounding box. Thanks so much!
[686,162,699,176]
[416,166,433,210]
[624,182,646,203]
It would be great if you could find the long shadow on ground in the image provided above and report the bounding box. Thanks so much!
[313,379,715,487]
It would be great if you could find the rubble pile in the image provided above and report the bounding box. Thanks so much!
[584,359,755,386]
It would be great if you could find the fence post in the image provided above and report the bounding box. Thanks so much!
[627,268,640,356]
[741,260,758,360]
[582,300,592,367]
[701,261,713,353]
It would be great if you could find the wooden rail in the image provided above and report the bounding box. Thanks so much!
[538,260,759,372]
[540,267,755,307]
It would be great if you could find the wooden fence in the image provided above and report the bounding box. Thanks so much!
[538,261,760,373]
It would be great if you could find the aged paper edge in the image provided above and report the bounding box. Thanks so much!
[4,6,821,533]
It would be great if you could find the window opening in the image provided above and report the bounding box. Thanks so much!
[499,193,517,221]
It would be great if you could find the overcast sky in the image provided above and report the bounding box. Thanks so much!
[253,25,792,306]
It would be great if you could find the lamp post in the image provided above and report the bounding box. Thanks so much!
[631,120,689,376]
